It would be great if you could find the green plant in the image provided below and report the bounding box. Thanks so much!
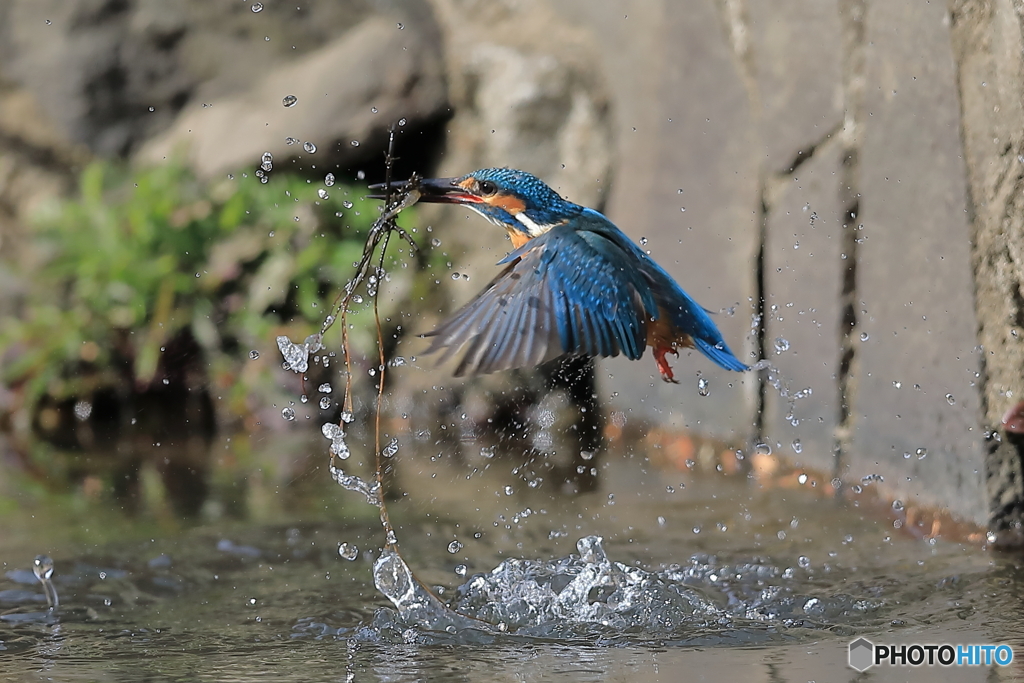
[0,160,414,417]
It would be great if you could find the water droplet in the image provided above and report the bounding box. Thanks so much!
[351,294,363,304]
[639,236,648,245]
[251,2,263,11]
[282,94,297,108]
[249,350,260,360]
[396,22,404,29]
[398,118,407,126]
[316,383,331,394]
[859,332,869,342]
[303,141,317,154]
[454,564,467,576]
[798,555,811,569]
[797,473,808,484]
[319,397,332,410]
[357,170,365,180]
[282,407,296,421]
[755,443,772,456]
[580,450,595,461]
[893,380,902,389]
[343,200,354,209]
[314,188,328,201]
[504,485,514,496]
[74,400,92,421]
[774,337,790,353]
[451,272,461,280]
[697,377,710,396]
[447,540,463,554]
[285,137,299,145]
[892,500,904,511]
[945,393,955,405]
[325,173,336,187]
[350,140,360,147]
[33,555,54,581]
[915,447,928,460]
[340,411,354,423]
[792,439,802,454]
[338,543,358,560]
[430,238,441,247]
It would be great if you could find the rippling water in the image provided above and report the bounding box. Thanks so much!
[1,434,1021,682]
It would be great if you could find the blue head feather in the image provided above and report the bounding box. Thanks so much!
[457,168,582,235]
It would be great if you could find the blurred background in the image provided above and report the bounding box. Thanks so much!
[0,0,1015,532]
[5,2,1024,680]
[0,0,1023,548]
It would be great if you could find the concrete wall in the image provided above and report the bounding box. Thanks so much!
[557,0,988,525]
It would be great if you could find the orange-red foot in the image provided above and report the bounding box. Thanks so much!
[653,346,679,383]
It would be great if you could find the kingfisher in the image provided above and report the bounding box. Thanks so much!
[369,168,748,382]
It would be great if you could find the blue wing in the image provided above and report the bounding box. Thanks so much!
[422,225,656,377]
[577,208,749,372]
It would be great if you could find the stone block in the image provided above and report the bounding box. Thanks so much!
[763,144,846,474]
[854,0,985,524]
[747,0,844,173]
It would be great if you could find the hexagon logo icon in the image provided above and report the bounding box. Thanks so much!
[849,637,875,671]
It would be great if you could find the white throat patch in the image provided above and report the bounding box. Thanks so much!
[514,211,552,237]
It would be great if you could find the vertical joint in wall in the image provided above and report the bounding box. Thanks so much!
[834,0,867,481]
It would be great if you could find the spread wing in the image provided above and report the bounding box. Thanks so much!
[423,226,657,377]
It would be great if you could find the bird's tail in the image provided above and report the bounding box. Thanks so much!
[694,337,748,372]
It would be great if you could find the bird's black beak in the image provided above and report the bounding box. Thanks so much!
[367,177,481,204]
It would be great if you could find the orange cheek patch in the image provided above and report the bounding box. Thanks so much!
[486,194,526,215]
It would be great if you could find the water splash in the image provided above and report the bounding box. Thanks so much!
[32,555,58,609]
[373,546,496,635]
[277,334,323,373]
[752,359,813,429]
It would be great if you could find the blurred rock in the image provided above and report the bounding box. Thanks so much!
[140,12,448,178]
[0,0,383,157]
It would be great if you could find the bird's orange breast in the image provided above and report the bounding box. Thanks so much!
[506,228,531,250]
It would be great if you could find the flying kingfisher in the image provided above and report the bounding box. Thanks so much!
[370,168,748,382]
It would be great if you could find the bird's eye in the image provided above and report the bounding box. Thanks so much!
[478,180,497,196]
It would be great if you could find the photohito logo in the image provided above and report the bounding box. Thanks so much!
[848,638,1014,672]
